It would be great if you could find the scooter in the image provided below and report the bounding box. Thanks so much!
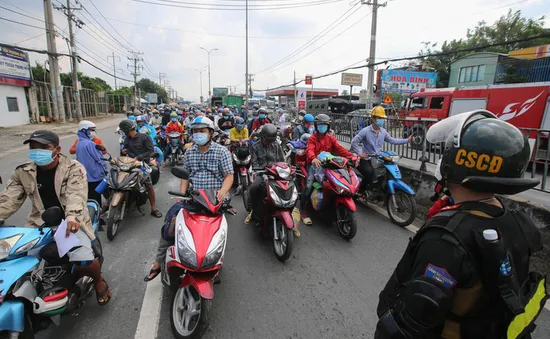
[162,167,228,339]
[250,162,298,261]
[167,132,184,167]
[285,138,309,193]
[0,202,103,338]
[230,140,252,210]
[310,153,360,240]
[354,151,417,227]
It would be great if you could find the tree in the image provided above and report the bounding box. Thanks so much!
[31,63,48,82]
[419,10,550,87]
[136,78,168,103]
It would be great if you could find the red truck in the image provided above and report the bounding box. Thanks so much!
[402,82,550,160]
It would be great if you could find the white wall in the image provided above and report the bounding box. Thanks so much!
[0,84,30,127]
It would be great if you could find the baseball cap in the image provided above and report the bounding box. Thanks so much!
[23,130,60,146]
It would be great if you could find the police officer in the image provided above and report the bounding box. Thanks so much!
[375,110,547,339]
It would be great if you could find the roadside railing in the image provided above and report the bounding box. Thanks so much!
[327,112,550,193]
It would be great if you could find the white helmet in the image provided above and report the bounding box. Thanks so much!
[190,116,215,131]
[78,120,96,131]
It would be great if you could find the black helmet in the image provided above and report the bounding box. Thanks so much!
[427,110,539,195]
[119,119,137,133]
[261,124,277,143]
[314,113,331,132]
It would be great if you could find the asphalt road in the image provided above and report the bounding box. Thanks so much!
[1,124,549,339]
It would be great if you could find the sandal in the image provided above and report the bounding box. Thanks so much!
[294,230,301,238]
[144,266,161,282]
[96,279,112,306]
[245,211,253,224]
[151,209,163,218]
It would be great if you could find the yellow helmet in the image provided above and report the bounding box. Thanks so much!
[371,106,387,119]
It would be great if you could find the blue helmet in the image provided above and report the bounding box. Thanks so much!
[304,114,314,123]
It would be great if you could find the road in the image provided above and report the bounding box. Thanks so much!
[1,124,549,339]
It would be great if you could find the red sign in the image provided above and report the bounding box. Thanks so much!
[298,101,306,110]
[305,75,313,85]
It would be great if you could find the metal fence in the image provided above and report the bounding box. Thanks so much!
[29,81,131,122]
[328,112,550,193]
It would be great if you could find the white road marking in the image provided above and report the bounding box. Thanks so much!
[366,202,550,312]
[134,275,164,339]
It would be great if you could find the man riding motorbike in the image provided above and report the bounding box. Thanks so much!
[241,104,248,121]
[252,108,272,133]
[248,109,259,132]
[300,114,358,225]
[69,120,107,155]
[293,113,315,140]
[119,119,163,218]
[0,130,112,305]
[149,109,162,128]
[218,108,235,132]
[229,117,249,142]
[163,112,184,165]
[75,121,108,204]
[144,116,233,282]
[351,106,412,200]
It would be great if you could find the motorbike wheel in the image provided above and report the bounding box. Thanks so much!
[171,153,176,167]
[92,237,104,267]
[106,204,122,241]
[272,219,293,262]
[241,175,251,212]
[335,205,357,240]
[170,285,212,339]
[386,191,417,227]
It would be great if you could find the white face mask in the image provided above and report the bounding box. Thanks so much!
[435,159,442,181]
[90,130,97,140]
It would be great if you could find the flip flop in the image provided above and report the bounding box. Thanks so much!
[151,210,163,218]
[302,217,312,225]
[245,212,253,224]
[294,230,301,238]
[96,279,112,306]
[144,267,161,282]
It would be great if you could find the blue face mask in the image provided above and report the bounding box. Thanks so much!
[223,115,230,119]
[193,132,209,146]
[317,125,328,134]
[376,119,385,127]
[171,117,177,122]
[259,114,266,119]
[28,149,54,166]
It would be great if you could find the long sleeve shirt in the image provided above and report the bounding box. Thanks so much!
[123,132,154,162]
[351,124,408,156]
[69,136,107,155]
[75,130,108,182]
[306,133,354,164]
[251,141,285,168]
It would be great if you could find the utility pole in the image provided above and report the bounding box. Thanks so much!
[127,51,144,108]
[44,0,66,122]
[200,47,219,99]
[195,68,206,103]
[362,0,386,108]
[66,0,83,121]
[248,74,254,100]
[244,0,249,108]
[293,71,297,108]
[108,53,121,90]
[159,72,166,88]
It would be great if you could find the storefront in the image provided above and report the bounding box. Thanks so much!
[0,44,31,127]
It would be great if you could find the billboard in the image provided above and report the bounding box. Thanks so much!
[341,72,363,86]
[213,87,229,97]
[297,88,307,110]
[146,93,158,104]
[509,44,550,59]
[305,75,313,85]
[381,70,437,94]
[0,44,31,87]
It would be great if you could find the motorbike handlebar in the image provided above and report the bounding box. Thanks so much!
[167,191,191,199]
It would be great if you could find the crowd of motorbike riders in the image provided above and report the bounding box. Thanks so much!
[0,98,548,339]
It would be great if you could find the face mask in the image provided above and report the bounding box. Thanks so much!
[28,149,54,166]
[171,117,177,122]
[193,132,209,146]
[259,114,266,119]
[376,119,385,127]
[89,130,96,140]
[236,125,244,131]
[317,125,328,134]
[223,115,229,119]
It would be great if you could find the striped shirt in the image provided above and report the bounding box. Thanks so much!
[182,142,233,190]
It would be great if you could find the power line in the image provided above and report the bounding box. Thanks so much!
[84,0,136,50]
[257,2,361,74]
[0,16,45,30]
[129,0,343,10]
[264,33,550,90]
[143,0,343,6]
[78,4,133,54]
[77,11,132,58]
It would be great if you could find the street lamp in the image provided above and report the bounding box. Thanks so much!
[195,67,207,103]
[199,47,219,99]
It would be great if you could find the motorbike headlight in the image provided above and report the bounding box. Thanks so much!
[269,186,298,208]
[0,234,23,260]
[177,227,198,269]
[202,228,226,269]
[119,164,130,171]
[14,237,40,254]
[391,155,401,163]
[276,166,291,180]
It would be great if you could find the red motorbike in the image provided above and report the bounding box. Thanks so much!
[310,154,360,240]
[162,167,229,339]
[231,140,252,210]
[250,162,299,262]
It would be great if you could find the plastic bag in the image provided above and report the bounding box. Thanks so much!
[310,188,323,211]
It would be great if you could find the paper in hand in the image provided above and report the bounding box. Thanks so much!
[53,219,81,257]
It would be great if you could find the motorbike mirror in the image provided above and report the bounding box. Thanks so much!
[41,206,63,226]
[171,167,190,180]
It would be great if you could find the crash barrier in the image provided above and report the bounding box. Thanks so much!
[327,113,550,193]
[28,81,131,123]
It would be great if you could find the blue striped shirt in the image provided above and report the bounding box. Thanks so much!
[182,142,233,190]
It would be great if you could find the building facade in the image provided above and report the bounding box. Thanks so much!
[0,44,31,127]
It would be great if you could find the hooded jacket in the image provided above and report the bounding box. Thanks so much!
[75,130,108,182]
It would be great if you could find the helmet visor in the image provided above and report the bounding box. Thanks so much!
[426,110,497,147]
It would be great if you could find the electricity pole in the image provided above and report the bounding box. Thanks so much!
[44,0,66,122]
[128,51,144,108]
[244,0,249,108]
[199,47,218,99]
[108,53,121,90]
[66,0,83,121]
[362,0,386,108]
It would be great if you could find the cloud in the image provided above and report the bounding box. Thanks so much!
[2,0,549,101]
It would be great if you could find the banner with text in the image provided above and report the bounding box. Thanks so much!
[0,44,31,87]
[381,70,437,94]
[297,88,307,110]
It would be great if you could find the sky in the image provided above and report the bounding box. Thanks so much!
[1,0,549,102]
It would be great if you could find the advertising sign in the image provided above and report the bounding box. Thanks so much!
[341,72,363,86]
[213,87,229,97]
[146,93,158,104]
[297,88,307,110]
[305,75,313,85]
[381,70,437,94]
[509,44,550,59]
[0,44,31,87]
[281,97,288,105]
